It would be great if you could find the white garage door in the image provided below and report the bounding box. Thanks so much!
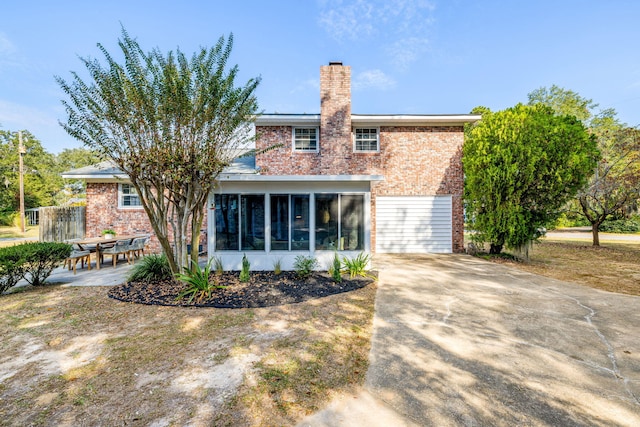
[376,195,452,253]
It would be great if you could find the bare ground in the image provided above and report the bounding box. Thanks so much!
[0,277,376,426]
[489,239,640,296]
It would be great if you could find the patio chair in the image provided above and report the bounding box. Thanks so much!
[100,239,133,268]
[64,243,92,274]
[128,236,148,259]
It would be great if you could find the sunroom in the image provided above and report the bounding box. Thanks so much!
[207,173,382,271]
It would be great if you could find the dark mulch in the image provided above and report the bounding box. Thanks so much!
[108,271,377,308]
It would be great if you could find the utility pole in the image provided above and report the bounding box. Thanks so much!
[18,131,26,233]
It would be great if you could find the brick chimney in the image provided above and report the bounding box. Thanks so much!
[320,62,351,172]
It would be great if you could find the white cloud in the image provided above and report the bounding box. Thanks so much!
[318,0,436,42]
[353,69,396,91]
[385,37,430,70]
[0,32,16,55]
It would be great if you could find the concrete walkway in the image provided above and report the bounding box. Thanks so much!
[299,254,640,426]
[18,259,134,289]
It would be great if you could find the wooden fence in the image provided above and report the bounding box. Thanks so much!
[39,206,86,242]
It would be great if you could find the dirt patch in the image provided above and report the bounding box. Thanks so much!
[489,239,640,296]
[0,278,376,426]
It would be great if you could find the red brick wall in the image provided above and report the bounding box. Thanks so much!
[86,183,208,253]
[372,127,465,253]
[86,183,159,252]
[256,125,465,253]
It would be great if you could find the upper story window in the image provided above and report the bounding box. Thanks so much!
[293,127,319,152]
[119,183,142,208]
[354,128,379,152]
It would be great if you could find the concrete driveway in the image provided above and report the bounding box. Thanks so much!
[300,254,640,426]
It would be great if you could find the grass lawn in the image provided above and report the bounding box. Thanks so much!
[495,237,640,296]
[0,225,39,247]
[0,282,376,426]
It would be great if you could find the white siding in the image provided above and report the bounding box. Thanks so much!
[376,196,452,253]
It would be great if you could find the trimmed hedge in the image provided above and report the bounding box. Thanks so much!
[0,242,72,293]
[0,245,27,294]
[599,218,640,234]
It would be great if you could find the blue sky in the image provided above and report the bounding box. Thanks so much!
[1,0,639,153]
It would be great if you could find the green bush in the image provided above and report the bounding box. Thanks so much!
[294,255,318,280]
[20,242,72,286]
[0,245,27,294]
[599,217,640,233]
[239,254,250,282]
[127,254,172,282]
[342,252,371,279]
[0,211,19,227]
[176,258,225,304]
[329,252,342,283]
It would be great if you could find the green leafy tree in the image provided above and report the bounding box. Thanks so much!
[0,130,61,212]
[57,27,260,274]
[464,104,599,255]
[529,86,640,245]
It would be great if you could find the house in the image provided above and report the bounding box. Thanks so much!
[63,62,480,270]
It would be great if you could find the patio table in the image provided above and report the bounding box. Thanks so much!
[74,235,146,269]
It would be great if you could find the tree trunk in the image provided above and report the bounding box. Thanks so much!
[591,222,600,246]
[489,243,503,254]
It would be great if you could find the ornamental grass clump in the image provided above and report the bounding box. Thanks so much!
[273,258,283,275]
[176,258,226,304]
[342,252,372,279]
[127,254,172,282]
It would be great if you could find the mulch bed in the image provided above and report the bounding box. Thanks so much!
[108,271,376,308]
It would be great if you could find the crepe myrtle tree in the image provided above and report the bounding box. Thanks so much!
[464,104,599,256]
[57,27,260,274]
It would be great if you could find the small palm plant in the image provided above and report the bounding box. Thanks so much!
[176,258,226,304]
[342,252,372,279]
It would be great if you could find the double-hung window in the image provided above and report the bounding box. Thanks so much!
[293,127,319,152]
[354,128,379,152]
[119,183,142,208]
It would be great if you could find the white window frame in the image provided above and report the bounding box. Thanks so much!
[118,183,142,209]
[353,127,380,152]
[293,127,319,152]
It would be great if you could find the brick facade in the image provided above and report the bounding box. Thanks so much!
[83,62,468,255]
[255,63,465,253]
[86,183,208,253]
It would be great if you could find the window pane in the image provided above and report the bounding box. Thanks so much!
[215,195,239,250]
[292,195,309,250]
[121,184,141,206]
[241,195,265,250]
[271,195,289,251]
[315,194,339,250]
[341,195,364,250]
[295,128,317,151]
[355,128,378,151]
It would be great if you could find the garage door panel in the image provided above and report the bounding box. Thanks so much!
[376,196,452,253]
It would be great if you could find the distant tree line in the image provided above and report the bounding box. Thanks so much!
[0,128,101,219]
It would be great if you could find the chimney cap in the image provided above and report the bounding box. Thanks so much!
[328,61,343,66]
